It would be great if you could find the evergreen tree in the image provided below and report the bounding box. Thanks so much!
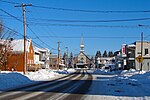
[95,51,101,58]
[108,51,114,57]
[103,50,108,57]
[63,52,67,64]
[69,52,74,68]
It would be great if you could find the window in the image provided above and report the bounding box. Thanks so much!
[145,48,148,55]
[147,62,149,67]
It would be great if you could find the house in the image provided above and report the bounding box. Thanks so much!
[33,46,50,69]
[49,54,64,69]
[6,39,34,71]
[32,47,44,71]
[114,50,123,70]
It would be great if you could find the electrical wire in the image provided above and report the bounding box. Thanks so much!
[0,8,56,50]
[27,25,57,50]
[32,5,150,13]
[27,17,150,23]
[30,35,140,39]
[1,14,150,23]
[29,23,139,28]
[0,0,19,4]
[1,0,150,14]
[0,9,22,22]
[1,23,57,50]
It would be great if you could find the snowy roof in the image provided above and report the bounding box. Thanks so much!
[127,44,135,47]
[33,46,49,53]
[10,39,31,52]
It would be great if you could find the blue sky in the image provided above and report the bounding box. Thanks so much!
[0,0,150,56]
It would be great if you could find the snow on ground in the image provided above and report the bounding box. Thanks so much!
[26,68,76,81]
[25,69,60,81]
[0,68,76,91]
[0,68,150,100]
[87,69,150,100]
[0,72,33,90]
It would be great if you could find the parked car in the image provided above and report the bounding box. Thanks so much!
[105,64,116,71]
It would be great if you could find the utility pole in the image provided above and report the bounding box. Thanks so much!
[140,32,144,71]
[57,42,61,69]
[15,3,32,74]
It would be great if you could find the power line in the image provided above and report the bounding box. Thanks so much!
[1,23,57,50]
[29,23,139,28]
[31,35,140,39]
[27,17,150,23]
[1,14,150,23]
[0,24,23,37]
[0,9,22,22]
[0,0,19,4]
[0,8,56,50]
[27,25,57,50]
[32,5,150,13]
[1,0,150,14]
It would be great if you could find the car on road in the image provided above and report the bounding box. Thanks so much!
[105,64,116,71]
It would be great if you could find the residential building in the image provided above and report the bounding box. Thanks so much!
[5,39,34,71]
[33,46,50,69]
[114,50,123,70]
[49,54,58,69]
[33,47,44,71]
[49,54,64,69]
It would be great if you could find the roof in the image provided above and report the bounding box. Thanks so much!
[10,39,31,52]
[127,44,136,47]
[33,46,49,53]
[77,52,91,61]
[135,41,150,44]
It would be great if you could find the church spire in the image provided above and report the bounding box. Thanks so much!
[80,34,84,52]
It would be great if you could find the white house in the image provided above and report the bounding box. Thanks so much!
[33,46,50,69]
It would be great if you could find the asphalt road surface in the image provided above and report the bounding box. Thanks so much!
[0,69,93,100]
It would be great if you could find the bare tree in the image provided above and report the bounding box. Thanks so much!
[0,20,14,71]
[0,21,2,34]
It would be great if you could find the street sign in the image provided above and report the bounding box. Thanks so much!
[136,55,144,63]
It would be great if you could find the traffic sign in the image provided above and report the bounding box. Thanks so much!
[136,55,144,63]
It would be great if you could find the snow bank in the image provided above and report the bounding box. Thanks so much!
[0,72,33,90]
[0,68,76,91]
[89,69,150,99]
[93,69,118,75]
[53,68,76,74]
[25,69,60,81]
[121,69,145,76]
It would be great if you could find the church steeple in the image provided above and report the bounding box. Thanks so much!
[80,34,84,52]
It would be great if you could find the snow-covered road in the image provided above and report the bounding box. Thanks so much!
[0,68,150,100]
[0,69,93,100]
